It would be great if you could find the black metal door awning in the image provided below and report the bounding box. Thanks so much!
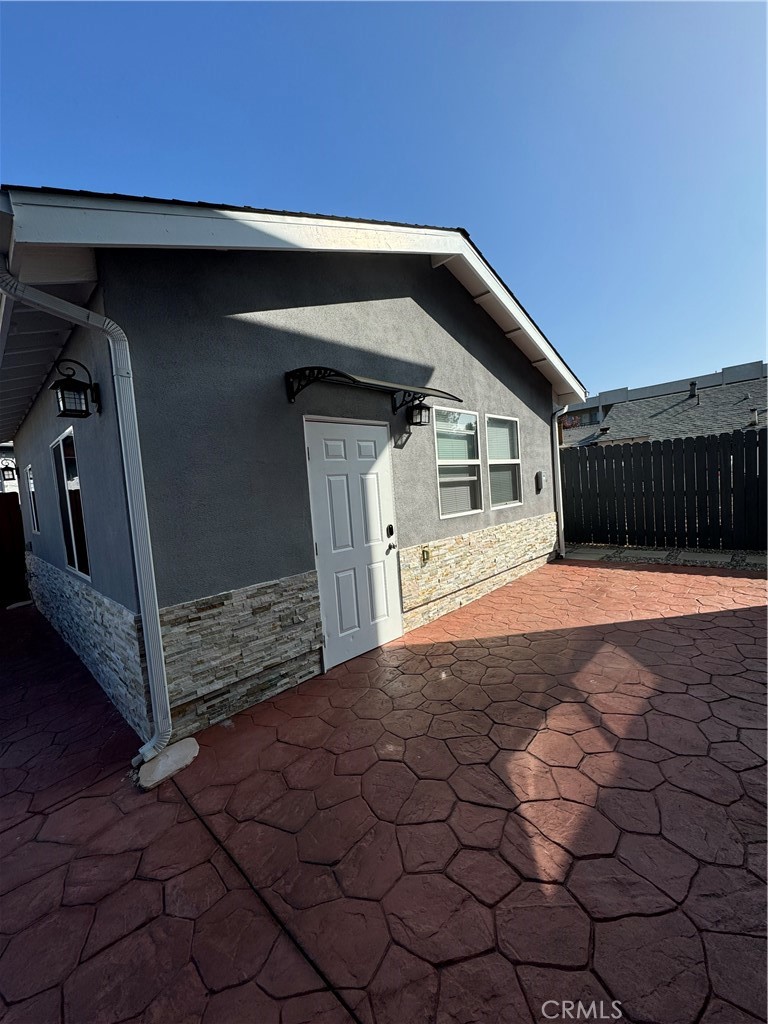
[285,366,462,413]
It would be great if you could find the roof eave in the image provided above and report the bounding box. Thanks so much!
[0,188,587,436]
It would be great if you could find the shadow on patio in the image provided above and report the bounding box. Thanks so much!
[173,562,767,1024]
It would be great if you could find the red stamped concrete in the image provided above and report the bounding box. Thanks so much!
[1,561,766,1023]
[0,608,348,1024]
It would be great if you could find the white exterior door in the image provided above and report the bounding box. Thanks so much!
[305,419,403,670]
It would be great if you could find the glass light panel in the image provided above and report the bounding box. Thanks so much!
[487,417,519,461]
[62,388,87,413]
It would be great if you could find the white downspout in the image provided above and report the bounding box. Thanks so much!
[551,404,569,558]
[0,267,172,765]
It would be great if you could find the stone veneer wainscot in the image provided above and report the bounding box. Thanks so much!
[27,519,555,742]
[25,552,151,739]
[159,569,323,739]
[398,512,558,631]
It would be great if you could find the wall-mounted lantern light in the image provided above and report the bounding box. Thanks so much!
[407,401,432,427]
[1,458,17,481]
[50,359,101,418]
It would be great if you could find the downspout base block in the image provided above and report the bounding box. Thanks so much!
[137,738,199,790]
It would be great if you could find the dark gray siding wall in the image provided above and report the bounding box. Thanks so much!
[99,250,556,609]
[12,300,139,612]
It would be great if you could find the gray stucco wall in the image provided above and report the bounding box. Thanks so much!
[99,250,556,609]
[12,295,138,612]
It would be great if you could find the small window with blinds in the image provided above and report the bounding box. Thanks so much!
[486,415,523,508]
[434,408,483,518]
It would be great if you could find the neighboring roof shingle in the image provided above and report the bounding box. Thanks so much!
[563,380,767,446]
[560,423,601,446]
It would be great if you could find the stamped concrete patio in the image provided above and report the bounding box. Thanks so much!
[0,561,765,1024]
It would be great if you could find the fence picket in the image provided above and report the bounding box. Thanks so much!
[562,450,573,541]
[635,447,647,543]
[640,442,654,546]
[652,440,664,546]
[672,439,686,547]
[589,447,602,542]
[614,445,627,544]
[577,448,589,544]
[624,443,637,545]
[719,433,733,549]
[706,434,721,549]
[570,447,584,543]
[694,437,708,549]
[684,438,697,548]
[744,430,758,549]
[662,440,675,547]
[604,446,619,545]
[732,431,745,549]
[595,446,607,542]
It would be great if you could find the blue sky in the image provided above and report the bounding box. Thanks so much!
[1,1,764,395]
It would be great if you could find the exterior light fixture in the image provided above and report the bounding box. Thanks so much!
[407,402,432,427]
[49,358,101,418]
[1,458,17,481]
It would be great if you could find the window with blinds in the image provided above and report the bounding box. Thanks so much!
[486,415,523,508]
[434,409,482,517]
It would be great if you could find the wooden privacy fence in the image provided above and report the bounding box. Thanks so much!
[561,428,767,551]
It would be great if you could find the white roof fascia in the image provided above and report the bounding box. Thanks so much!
[448,242,585,400]
[8,191,464,255]
[6,189,587,402]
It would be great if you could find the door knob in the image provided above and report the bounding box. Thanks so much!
[387,542,398,552]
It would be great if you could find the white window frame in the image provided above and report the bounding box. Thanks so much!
[485,414,524,509]
[24,465,40,533]
[433,406,484,519]
[50,427,91,580]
